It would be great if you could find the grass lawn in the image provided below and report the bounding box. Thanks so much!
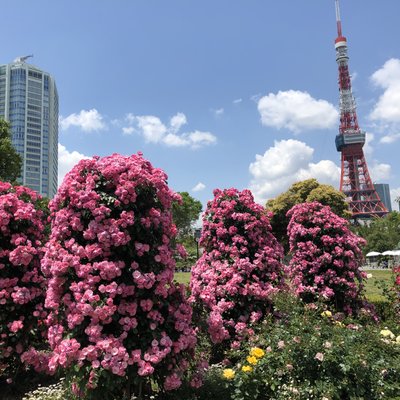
[174,269,394,302]
[174,271,191,285]
[363,269,393,302]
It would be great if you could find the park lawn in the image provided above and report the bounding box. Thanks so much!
[363,269,393,302]
[174,272,191,285]
[174,269,394,302]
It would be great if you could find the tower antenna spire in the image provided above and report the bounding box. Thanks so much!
[335,0,343,38]
[333,0,387,219]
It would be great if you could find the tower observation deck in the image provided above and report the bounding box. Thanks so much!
[333,0,387,219]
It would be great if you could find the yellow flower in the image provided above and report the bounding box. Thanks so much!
[247,356,258,365]
[321,310,332,318]
[241,365,253,373]
[249,347,265,359]
[380,329,395,339]
[334,321,344,327]
[396,335,400,344]
[222,368,235,380]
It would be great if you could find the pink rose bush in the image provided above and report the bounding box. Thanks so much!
[41,153,196,398]
[190,188,284,347]
[391,265,400,319]
[0,182,47,382]
[287,202,366,314]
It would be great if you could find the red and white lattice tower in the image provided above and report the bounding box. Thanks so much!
[333,0,387,218]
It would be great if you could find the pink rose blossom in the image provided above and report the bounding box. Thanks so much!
[190,188,285,345]
[41,153,196,394]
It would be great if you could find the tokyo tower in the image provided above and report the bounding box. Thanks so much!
[333,0,387,218]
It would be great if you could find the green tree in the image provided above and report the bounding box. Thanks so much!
[355,211,400,254]
[0,119,22,183]
[172,192,202,270]
[172,191,202,238]
[266,179,350,253]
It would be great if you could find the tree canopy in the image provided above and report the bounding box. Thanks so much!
[354,211,400,254]
[266,179,351,253]
[0,119,22,183]
[172,191,202,238]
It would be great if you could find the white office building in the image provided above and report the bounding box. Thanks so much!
[0,56,58,198]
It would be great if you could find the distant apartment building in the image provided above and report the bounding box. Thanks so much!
[375,183,392,212]
[0,56,58,198]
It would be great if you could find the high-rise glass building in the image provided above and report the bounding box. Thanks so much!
[0,57,58,198]
[374,183,392,212]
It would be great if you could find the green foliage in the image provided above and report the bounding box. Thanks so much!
[172,192,202,238]
[0,119,22,183]
[373,268,400,322]
[354,212,400,254]
[306,184,351,217]
[363,270,393,301]
[168,365,232,400]
[200,294,400,400]
[175,233,198,271]
[266,179,350,253]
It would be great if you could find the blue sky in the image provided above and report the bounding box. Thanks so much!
[2,0,400,209]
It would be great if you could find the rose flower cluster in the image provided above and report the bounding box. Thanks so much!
[190,188,284,347]
[287,201,366,314]
[40,153,196,396]
[0,182,47,382]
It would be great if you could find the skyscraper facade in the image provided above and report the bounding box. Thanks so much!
[0,57,58,198]
[374,184,392,212]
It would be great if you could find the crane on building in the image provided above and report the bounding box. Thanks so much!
[13,54,34,63]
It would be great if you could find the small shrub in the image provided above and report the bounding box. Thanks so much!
[392,265,400,319]
[374,266,400,323]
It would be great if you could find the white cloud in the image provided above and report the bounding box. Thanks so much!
[370,58,400,89]
[58,143,90,186]
[214,108,224,116]
[162,131,217,148]
[249,139,340,204]
[186,131,217,147]
[163,133,189,147]
[122,126,135,135]
[136,115,167,143]
[125,113,135,125]
[170,112,187,133]
[257,90,338,133]
[122,112,217,149]
[250,93,262,102]
[297,160,342,184]
[370,58,400,123]
[233,98,243,104]
[369,161,391,182]
[249,139,313,181]
[192,182,206,192]
[364,132,374,155]
[60,109,106,132]
[380,133,400,144]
